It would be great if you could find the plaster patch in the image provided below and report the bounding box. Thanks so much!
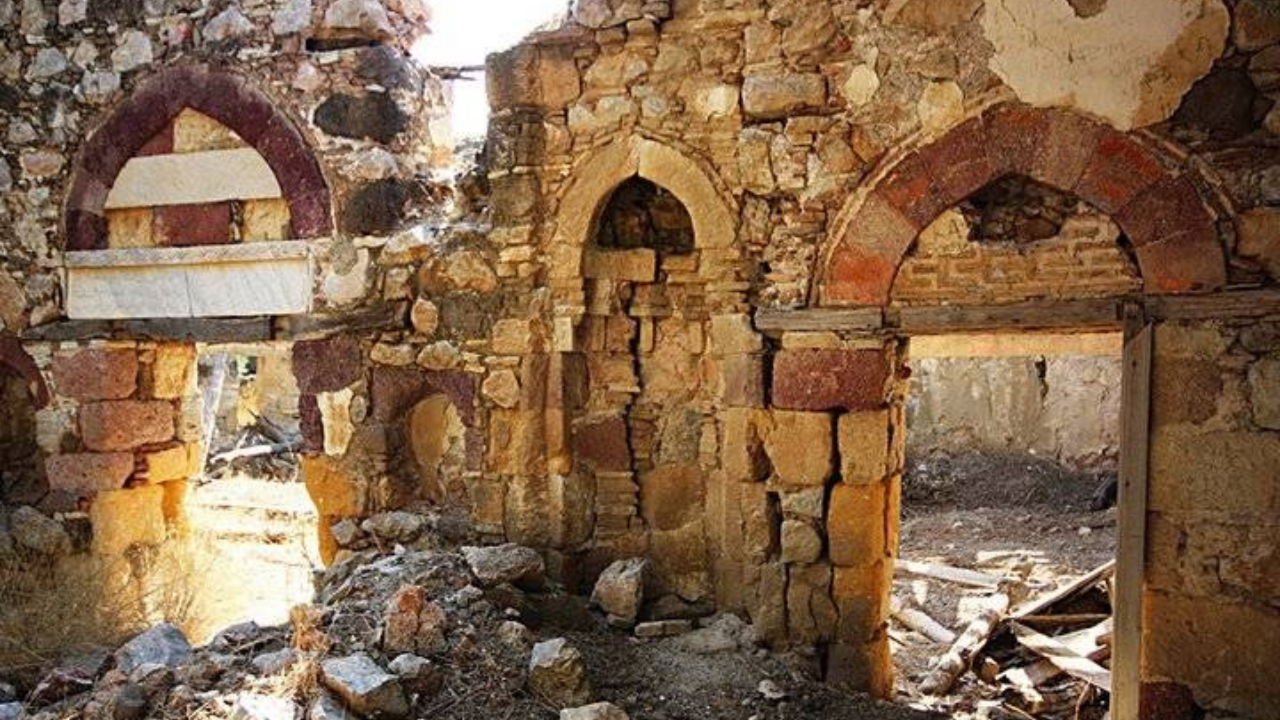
[982,0,1228,130]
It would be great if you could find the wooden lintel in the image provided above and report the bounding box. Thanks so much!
[273,303,406,340]
[22,317,272,343]
[753,288,1280,336]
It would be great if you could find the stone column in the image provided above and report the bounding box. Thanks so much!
[35,341,200,557]
[766,335,907,698]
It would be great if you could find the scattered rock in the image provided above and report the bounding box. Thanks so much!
[210,621,262,650]
[231,693,298,720]
[590,558,648,625]
[361,511,424,542]
[560,702,630,720]
[0,703,21,720]
[1235,0,1280,51]
[308,692,356,720]
[757,679,787,701]
[528,639,592,709]
[203,7,254,43]
[387,654,443,696]
[9,506,70,556]
[634,620,692,638]
[78,70,121,104]
[250,648,297,676]
[272,0,312,36]
[115,624,193,675]
[497,620,533,651]
[461,544,545,588]
[25,47,66,79]
[331,518,363,546]
[322,0,394,41]
[671,614,758,655]
[111,30,153,73]
[320,653,409,719]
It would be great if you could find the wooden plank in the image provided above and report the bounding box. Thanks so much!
[752,289,1280,336]
[891,297,1122,334]
[21,317,272,343]
[1112,303,1152,720]
[892,606,957,644]
[897,559,1003,589]
[274,303,406,339]
[1012,560,1115,618]
[1011,622,1112,691]
[754,306,883,334]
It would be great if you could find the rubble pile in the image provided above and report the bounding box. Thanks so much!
[0,517,928,720]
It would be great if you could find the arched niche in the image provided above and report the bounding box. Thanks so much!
[64,65,332,251]
[816,104,1229,307]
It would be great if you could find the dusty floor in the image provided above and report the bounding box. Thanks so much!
[184,475,319,643]
[894,451,1117,712]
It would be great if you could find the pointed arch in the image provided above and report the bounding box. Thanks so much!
[64,64,332,251]
[816,104,1228,306]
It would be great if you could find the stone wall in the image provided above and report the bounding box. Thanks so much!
[1,0,1279,712]
[906,354,1122,467]
[1144,320,1280,719]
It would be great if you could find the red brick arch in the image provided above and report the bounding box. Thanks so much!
[817,104,1227,306]
[64,64,332,251]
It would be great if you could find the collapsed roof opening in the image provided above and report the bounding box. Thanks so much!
[595,177,695,256]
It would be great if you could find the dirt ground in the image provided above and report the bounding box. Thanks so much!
[894,451,1118,712]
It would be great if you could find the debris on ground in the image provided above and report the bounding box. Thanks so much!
[0,508,946,720]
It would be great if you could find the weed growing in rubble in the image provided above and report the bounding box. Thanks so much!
[0,534,214,678]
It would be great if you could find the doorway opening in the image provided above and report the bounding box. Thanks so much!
[894,331,1122,717]
[182,342,319,642]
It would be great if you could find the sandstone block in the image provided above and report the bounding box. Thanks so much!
[828,481,888,566]
[140,444,196,482]
[151,344,195,399]
[751,562,787,644]
[80,400,174,451]
[90,486,167,556]
[1248,357,1280,429]
[1149,426,1280,514]
[45,452,134,496]
[591,558,648,624]
[832,561,892,644]
[786,562,837,643]
[489,410,546,475]
[742,73,827,119]
[528,639,592,709]
[52,349,137,401]
[721,408,769,482]
[838,410,889,483]
[761,410,833,486]
[301,454,368,517]
[640,463,704,532]
[482,369,521,409]
[780,519,823,564]
[826,640,892,699]
[571,415,630,472]
[708,314,761,354]
[772,349,889,412]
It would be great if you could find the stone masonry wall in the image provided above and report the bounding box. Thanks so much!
[1143,319,1280,720]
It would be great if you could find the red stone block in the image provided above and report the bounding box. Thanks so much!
[1075,129,1166,213]
[571,415,631,472]
[44,452,134,497]
[983,104,1050,176]
[369,365,476,424]
[1140,682,1199,720]
[875,152,944,229]
[772,349,889,412]
[1115,174,1216,248]
[824,244,899,306]
[293,335,364,395]
[51,349,138,401]
[135,121,175,157]
[80,400,175,451]
[1134,228,1226,294]
[920,116,995,203]
[299,394,324,453]
[1031,109,1103,191]
[152,202,233,247]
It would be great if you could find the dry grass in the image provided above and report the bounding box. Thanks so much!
[0,533,216,678]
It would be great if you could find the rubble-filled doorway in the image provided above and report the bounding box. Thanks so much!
[0,363,40,505]
[894,331,1122,717]
[184,342,319,642]
[576,176,713,601]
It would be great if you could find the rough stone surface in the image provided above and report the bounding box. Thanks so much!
[528,639,592,709]
[9,506,71,557]
[80,401,174,452]
[772,350,889,412]
[322,654,409,719]
[461,544,545,587]
[560,702,630,720]
[115,624,193,674]
[45,452,133,496]
[51,349,137,400]
[590,558,648,624]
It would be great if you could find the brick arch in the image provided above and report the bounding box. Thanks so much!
[0,334,50,409]
[817,104,1228,306]
[549,135,738,282]
[64,64,332,251]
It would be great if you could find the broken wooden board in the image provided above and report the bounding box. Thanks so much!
[897,559,1003,589]
[1010,621,1112,691]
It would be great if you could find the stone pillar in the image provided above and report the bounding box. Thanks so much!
[1141,320,1280,720]
[35,341,200,557]
[765,334,906,698]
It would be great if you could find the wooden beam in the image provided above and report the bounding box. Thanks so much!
[273,303,406,340]
[754,306,883,335]
[22,317,272,343]
[752,288,1280,336]
[1112,303,1153,720]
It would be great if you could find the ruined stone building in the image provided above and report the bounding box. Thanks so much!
[0,0,1278,718]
